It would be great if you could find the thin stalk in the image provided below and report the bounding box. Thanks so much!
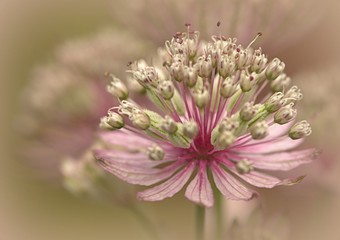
[214,192,224,240]
[196,205,205,240]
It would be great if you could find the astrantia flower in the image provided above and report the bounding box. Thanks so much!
[19,29,151,179]
[94,27,315,207]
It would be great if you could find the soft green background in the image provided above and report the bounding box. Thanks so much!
[1,0,340,240]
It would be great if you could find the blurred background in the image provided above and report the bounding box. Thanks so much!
[1,0,340,239]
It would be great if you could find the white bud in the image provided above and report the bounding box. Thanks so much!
[220,77,238,98]
[270,74,291,92]
[106,74,129,100]
[183,66,198,88]
[170,61,184,82]
[240,102,260,121]
[219,55,236,78]
[182,120,199,139]
[197,56,213,78]
[274,103,297,125]
[250,48,268,73]
[284,86,303,105]
[250,121,268,140]
[218,116,240,133]
[265,92,286,113]
[265,58,285,80]
[161,116,178,134]
[147,145,165,161]
[193,87,209,109]
[236,159,253,174]
[158,80,174,100]
[131,111,150,130]
[289,120,312,140]
[212,131,235,150]
[99,112,125,130]
[240,71,257,92]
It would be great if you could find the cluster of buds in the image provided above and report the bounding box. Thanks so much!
[99,25,312,162]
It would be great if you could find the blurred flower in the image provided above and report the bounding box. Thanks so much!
[111,0,322,53]
[95,27,315,207]
[228,207,290,240]
[19,29,152,179]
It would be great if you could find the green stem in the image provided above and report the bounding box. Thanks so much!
[127,204,160,240]
[214,192,224,240]
[195,205,205,240]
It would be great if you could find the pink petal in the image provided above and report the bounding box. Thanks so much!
[137,161,196,201]
[211,162,257,200]
[96,154,185,186]
[231,170,281,188]
[239,149,316,171]
[100,131,153,150]
[232,137,304,154]
[185,161,214,207]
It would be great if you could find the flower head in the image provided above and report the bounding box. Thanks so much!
[95,27,315,207]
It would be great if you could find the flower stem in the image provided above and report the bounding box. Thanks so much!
[127,204,160,240]
[195,205,205,240]
[214,192,224,240]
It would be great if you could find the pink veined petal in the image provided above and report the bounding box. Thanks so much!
[231,169,282,188]
[211,162,257,200]
[94,149,173,167]
[185,161,214,208]
[100,131,153,150]
[232,149,316,171]
[231,137,304,154]
[96,154,185,186]
[234,122,294,147]
[137,161,196,201]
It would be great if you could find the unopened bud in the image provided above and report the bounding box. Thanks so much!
[219,56,236,78]
[106,74,129,100]
[240,102,260,121]
[161,116,178,134]
[220,77,238,98]
[99,112,124,130]
[265,58,285,80]
[251,48,268,73]
[147,145,165,161]
[182,120,199,139]
[197,56,213,78]
[284,86,303,105]
[183,66,198,88]
[218,116,240,132]
[193,87,209,109]
[270,74,291,92]
[250,121,268,140]
[212,131,235,150]
[289,120,312,140]
[170,61,184,82]
[274,103,297,125]
[265,92,286,113]
[131,111,150,130]
[236,159,253,174]
[240,71,257,92]
[158,80,174,100]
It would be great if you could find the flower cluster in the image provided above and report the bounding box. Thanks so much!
[95,27,315,207]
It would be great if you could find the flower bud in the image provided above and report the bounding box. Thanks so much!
[183,66,198,88]
[147,145,165,161]
[240,102,260,121]
[236,159,253,174]
[265,92,286,113]
[182,120,199,139]
[197,56,213,78]
[158,80,174,100]
[270,74,291,92]
[284,86,303,105]
[265,58,285,80]
[170,61,184,82]
[240,71,257,92]
[219,55,236,78]
[161,116,178,134]
[131,111,150,130]
[220,77,238,98]
[218,116,240,133]
[251,48,268,73]
[250,121,268,140]
[106,74,129,100]
[289,120,312,140]
[274,103,297,125]
[212,131,235,150]
[193,87,209,109]
[99,112,124,130]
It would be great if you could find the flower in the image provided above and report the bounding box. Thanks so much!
[94,27,315,207]
[19,29,151,179]
[111,0,322,53]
